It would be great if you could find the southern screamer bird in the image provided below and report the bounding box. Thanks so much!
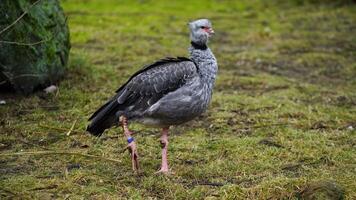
[87,19,218,174]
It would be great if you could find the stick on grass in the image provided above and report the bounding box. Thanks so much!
[39,124,84,135]
[0,151,122,164]
[0,0,42,35]
[66,119,78,136]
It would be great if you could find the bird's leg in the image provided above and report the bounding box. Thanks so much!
[120,116,139,172]
[160,128,169,172]
[156,127,173,174]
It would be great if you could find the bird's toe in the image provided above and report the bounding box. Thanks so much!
[155,168,175,175]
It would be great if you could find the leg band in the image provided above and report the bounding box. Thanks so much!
[127,137,134,144]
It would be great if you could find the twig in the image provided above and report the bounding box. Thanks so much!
[39,124,84,135]
[0,73,46,84]
[66,119,78,136]
[11,105,59,112]
[0,37,51,46]
[0,188,17,196]
[193,181,226,187]
[0,151,122,164]
[29,184,58,191]
[177,180,227,187]
[0,188,30,200]
[0,0,42,35]
[11,73,44,79]
[0,1,62,47]
[0,0,63,47]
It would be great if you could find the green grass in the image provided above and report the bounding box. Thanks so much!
[1,0,355,199]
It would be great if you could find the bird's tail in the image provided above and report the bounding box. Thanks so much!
[86,98,120,137]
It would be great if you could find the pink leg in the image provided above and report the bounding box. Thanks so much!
[156,127,173,174]
[120,116,139,172]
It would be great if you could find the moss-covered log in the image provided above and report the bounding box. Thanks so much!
[0,0,70,94]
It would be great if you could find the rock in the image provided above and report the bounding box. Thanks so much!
[0,100,6,105]
[0,0,70,94]
[43,85,57,93]
[66,163,81,171]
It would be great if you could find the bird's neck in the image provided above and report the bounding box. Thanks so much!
[189,42,218,87]
[190,41,207,50]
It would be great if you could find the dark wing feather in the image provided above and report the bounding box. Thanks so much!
[116,57,197,112]
[115,57,194,92]
[87,57,197,136]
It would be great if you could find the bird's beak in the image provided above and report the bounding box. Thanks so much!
[207,28,215,36]
[203,27,214,35]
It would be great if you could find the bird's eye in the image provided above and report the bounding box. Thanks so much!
[200,26,206,29]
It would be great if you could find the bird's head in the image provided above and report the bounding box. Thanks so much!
[188,19,214,46]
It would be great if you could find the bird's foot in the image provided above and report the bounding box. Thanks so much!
[155,168,175,175]
[127,141,139,172]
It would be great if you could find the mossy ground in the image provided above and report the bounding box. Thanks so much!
[1,0,355,199]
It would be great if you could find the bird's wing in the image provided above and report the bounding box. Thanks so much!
[115,57,198,112]
[87,57,197,133]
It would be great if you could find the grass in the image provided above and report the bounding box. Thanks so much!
[1,0,355,199]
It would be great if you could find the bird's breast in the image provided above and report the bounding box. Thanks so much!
[140,77,212,126]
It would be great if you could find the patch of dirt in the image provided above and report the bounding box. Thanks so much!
[291,12,355,32]
[297,180,345,200]
[305,120,345,131]
[66,163,81,171]
[281,163,302,171]
[334,95,356,107]
[281,163,303,177]
[177,176,258,189]
[29,184,58,191]
[234,55,354,86]
[297,156,335,169]
[0,159,36,177]
[177,158,208,166]
[215,77,290,95]
[0,139,13,151]
[310,121,329,130]
[36,132,66,146]
[278,112,306,119]
[296,92,356,108]
[258,138,284,148]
